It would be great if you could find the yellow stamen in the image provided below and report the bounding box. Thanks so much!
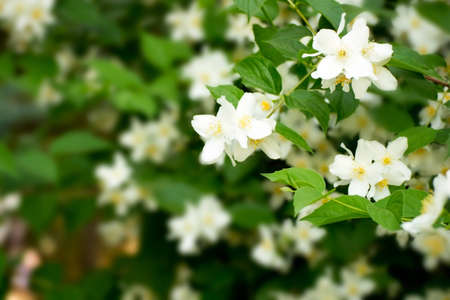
[382,156,391,165]
[353,166,366,179]
[376,179,388,189]
[239,115,251,129]
[260,100,272,111]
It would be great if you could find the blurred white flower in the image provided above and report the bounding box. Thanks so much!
[166,3,204,42]
[403,170,449,234]
[95,153,132,190]
[170,284,200,300]
[281,220,326,256]
[252,225,289,272]
[36,80,62,108]
[392,5,448,54]
[339,268,375,300]
[98,184,140,216]
[411,228,450,270]
[419,89,450,130]
[168,196,230,255]
[121,284,155,300]
[226,14,260,45]
[182,49,236,100]
[0,193,21,216]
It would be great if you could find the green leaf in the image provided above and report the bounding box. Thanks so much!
[388,44,441,78]
[254,24,310,63]
[286,89,330,132]
[234,0,279,22]
[207,85,244,107]
[153,180,201,214]
[111,90,157,117]
[235,55,282,95]
[416,2,450,34]
[398,126,437,155]
[230,202,275,229]
[17,149,58,184]
[0,142,16,177]
[368,192,403,230]
[327,89,359,122]
[262,167,325,191]
[305,0,344,30]
[140,33,192,70]
[91,59,143,90]
[275,122,312,152]
[399,189,429,218]
[371,104,414,133]
[302,195,369,226]
[293,186,323,215]
[50,131,111,155]
[20,194,58,233]
[0,249,6,283]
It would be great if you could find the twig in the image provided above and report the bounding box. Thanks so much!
[286,0,316,35]
[424,75,450,87]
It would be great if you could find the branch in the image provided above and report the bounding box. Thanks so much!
[424,75,450,88]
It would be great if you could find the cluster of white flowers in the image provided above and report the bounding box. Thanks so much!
[120,110,180,163]
[330,137,411,200]
[168,195,230,254]
[0,0,55,51]
[306,14,397,100]
[405,288,450,300]
[95,153,157,215]
[36,80,62,108]
[166,3,204,42]
[335,0,378,25]
[121,284,155,300]
[182,49,237,102]
[98,217,140,249]
[274,259,375,300]
[252,220,326,272]
[392,5,449,55]
[192,93,283,165]
[419,88,450,130]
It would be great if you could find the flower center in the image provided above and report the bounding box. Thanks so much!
[426,105,436,117]
[376,179,388,189]
[353,166,366,179]
[32,8,44,20]
[382,156,391,165]
[239,115,252,129]
[411,17,421,28]
[209,122,222,136]
[262,238,273,251]
[200,73,211,83]
[338,49,347,58]
[424,235,445,256]
[335,74,351,86]
[249,139,263,147]
[111,192,123,204]
[260,100,272,111]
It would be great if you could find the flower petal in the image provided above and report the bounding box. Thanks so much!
[387,136,408,159]
[313,29,341,55]
[246,119,275,140]
[312,56,344,80]
[373,66,398,91]
[343,54,374,79]
[200,138,225,164]
[352,78,371,99]
[342,18,369,51]
[348,179,369,197]
[329,154,354,180]
[365,42,393,64]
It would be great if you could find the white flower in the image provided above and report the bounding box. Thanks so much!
[166,3,204,42]
[339,269,375,300]
[182,49,236,100]
[95,153,132,190]
[329,139,383,197]
[281,220,325,256]
[98,220,127,247]
[56,47,77,76]
[196,195,231,242]
[230,133,291,162]
[170,284,200,300]
[191,97,236,164]
[37,80,62,108]
[367,137,412,200]
[252,225,289,271]
[168,195,230,254]
[419,89,450,130]
[226,14,260,45]
[307,16,375,81]
[98,184,140,216]
[168,204,201,254]
[411,228,450,270]
[121,285,155,300]
[301,272,342,300]
[263,181,292,209]
[403,171,449,234]
[192,93,276,165]
[0,193,21,216]
[392,5,448,54]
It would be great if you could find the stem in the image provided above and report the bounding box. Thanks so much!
[261,6,274,26]
[286,0,316,35]
[267,64,317,118]
[331,198,367,214]
[424,75,450,88]
[321,188,336,199]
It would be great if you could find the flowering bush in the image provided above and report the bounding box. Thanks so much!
[0,0,449,299]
